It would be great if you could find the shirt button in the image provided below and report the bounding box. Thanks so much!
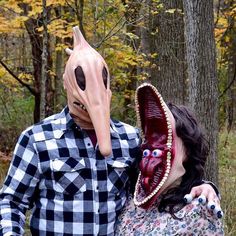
[96,186,99,190]
[87,143,91,146]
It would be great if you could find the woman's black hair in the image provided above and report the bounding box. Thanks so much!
[158,103,209,215]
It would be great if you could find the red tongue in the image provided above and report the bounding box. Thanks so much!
[140,156,163,193]
[142,177,151,191]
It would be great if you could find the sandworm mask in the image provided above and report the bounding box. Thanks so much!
[133,83,186,208]
[63,26,112,156]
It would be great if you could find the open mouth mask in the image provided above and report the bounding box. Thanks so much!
[133,83,186,209]
[63,26,112,156]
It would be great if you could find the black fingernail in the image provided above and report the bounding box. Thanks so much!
[210,205,215,210]
[217,211,223,218]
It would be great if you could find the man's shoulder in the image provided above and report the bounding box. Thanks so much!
[21,109,67,142]
[111,119,140,140]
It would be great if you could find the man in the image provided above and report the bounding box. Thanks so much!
[0,26,220,236]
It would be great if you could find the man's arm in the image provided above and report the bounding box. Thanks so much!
[0,131,40,235]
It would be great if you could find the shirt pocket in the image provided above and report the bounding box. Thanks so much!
[50,157,86,195]
[106,158,130,195]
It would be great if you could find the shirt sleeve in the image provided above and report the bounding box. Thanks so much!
[127,128,142,195]
[0,130,40,236]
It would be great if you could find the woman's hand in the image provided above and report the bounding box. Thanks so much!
[184,183,223,218]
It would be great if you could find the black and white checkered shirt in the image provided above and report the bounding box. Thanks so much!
[0,107,141,236]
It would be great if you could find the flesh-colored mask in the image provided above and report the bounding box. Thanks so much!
[63,26,112,156]
[133,83,186,208]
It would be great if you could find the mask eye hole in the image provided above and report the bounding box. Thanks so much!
[102,67,108,89]
[152,149,163,158]
[75,66,86,90]
[143,149,151,157]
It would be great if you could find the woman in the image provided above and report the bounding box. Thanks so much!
[115,83,224,235]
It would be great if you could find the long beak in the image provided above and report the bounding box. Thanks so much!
[88,104,112,157]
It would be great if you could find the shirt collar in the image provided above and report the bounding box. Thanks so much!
[57,106,77,132]
[58,106,122,139]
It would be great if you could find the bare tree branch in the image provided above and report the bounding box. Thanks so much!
[0,59,36,95]
[94,17,126,48]
[219,64,236,98]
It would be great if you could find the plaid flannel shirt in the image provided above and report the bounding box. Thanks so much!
[0,106,141,236]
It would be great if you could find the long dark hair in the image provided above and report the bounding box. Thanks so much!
[158,103,209,215]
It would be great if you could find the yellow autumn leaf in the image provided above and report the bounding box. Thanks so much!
[18,73,33,82]
[151,53,158,59]
[0,67,7,78]
[2,1,23,14]
[165,9,176,14]
[46,0,67,7]
[55,43,67,51]
[48,70,56,77]
[125,32,139,40]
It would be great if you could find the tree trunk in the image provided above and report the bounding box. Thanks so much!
[40,0,48,120]
[183,0,219,183]
[139,0,151,80]
[122,0,141,112]
[55,36,64,108]
[151,0,187,104]
[226,17,236,131]
[75,0,86,38]
[25,19,42,123]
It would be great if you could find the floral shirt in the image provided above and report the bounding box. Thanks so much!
[115,195,224,236]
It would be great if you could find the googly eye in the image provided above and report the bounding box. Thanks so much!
[143,149,151,157]
[152,149,163,158]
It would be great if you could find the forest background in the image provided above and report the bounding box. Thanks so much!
[0,0,235,235]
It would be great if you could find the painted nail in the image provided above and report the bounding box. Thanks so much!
[207,201,215,210]
[198,195,206,204]
[184,194,193,203]
[213,206,223,218]
[217,211,223,218]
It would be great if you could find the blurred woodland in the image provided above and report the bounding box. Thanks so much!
[0,0,235,234]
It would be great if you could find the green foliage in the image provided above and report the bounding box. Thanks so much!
[218,65,228,128]
[111,90,136,126]
[218,131,236,235]
[0,161,9,187]
[0,88,34,152]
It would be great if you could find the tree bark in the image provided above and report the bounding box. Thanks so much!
[151,0,187,104]
[122,0,142,113]
[138,0,152,83]
[183,0,219,183]
[40,0,48,120]
[25,18,42,123]
[75,0,86,38]
[54,6,64,110]
[226,16,236,131]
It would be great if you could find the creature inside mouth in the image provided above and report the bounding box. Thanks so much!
[73,101,87,112]
[141,163,165,193]
[133,83,174,208]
